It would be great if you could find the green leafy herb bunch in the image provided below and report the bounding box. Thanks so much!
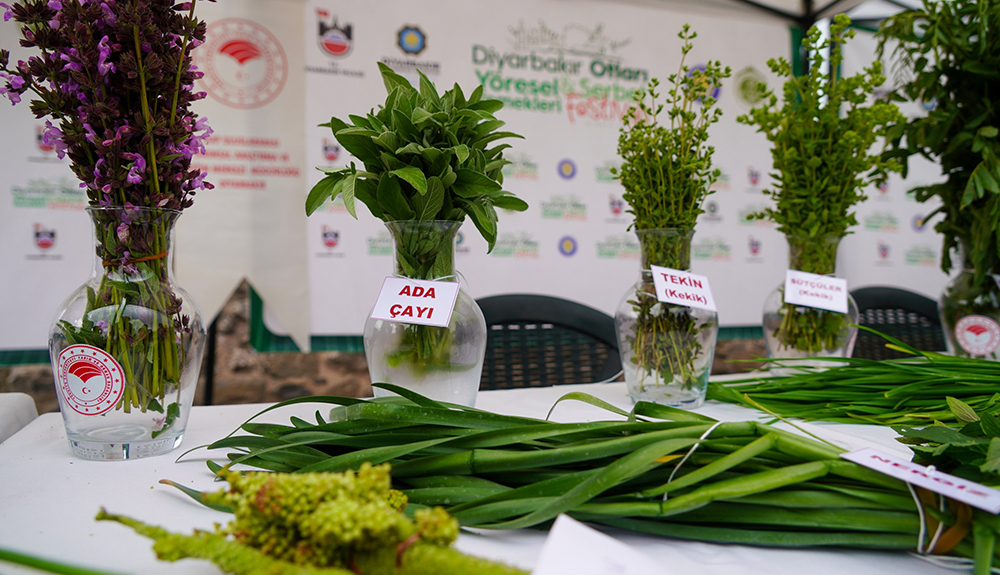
[306,62,527,250]
[738,14,903,355]
[613,26,728,403]
[305,63,527,379]
[877,0,1000,351]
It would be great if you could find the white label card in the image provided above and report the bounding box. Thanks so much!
[650,265,717,312]
[369,277,460,328]
[783,269,849,313]
[842,448,1000,513]
[533,515,664,575]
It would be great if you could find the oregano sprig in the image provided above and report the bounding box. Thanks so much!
[737,14,904,245]
[613,25,730,232]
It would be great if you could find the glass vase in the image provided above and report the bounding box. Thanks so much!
[364,220,487,406]
[940,247,1000,360]
[762,234,858,368]
[48,206,205,460]
[615,228,719,408]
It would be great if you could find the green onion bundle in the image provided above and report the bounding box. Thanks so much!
[707,330,1000,426]
[201,385,1000,574]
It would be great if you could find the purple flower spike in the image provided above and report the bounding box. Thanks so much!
[47,0,62,9]
[116,222,129,243]
[97,36,114,76]
[0,2,12,22]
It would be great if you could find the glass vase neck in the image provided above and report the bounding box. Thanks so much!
[386,220,461,281]
[786,234,842,276]
[636,228,694,272]
[86,206,179,281]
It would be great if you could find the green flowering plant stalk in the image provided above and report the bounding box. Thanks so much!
[612,25,728,395]
[877,0,1000,355]
[305,63,527,375]
[738,15,903,355]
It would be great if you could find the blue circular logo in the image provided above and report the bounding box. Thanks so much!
[689,64,722,102]
[397,26,426,55]
[557,159,577,180]
[558,236,577,256]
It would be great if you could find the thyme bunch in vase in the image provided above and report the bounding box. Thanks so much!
[0,0,214,457]
[878,0,1000,358]
[738,15,903,358]
[611,25,729,407]
[306,63,527,405]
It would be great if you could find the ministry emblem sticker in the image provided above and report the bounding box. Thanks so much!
[197,19,288,110]
[57,345,125,416]
[955,315,1000,356]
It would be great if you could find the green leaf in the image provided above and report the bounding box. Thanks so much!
[948,396,981,423]
[417,70,441,107]
[451,168,502,198]
[334,127,381,165]
[491,194,529,212]
[982,438,1000,474]
[305,173,345,216]
[342,173,358,218]
[353,178,382,219]
[412,108,433,125]
[417,176,445,220]
[461,199,498,250]
[319,115,350,133]
[376,175,415,220]
[390,166,428,195]
[450,145,470,166]
[378,61,416,96]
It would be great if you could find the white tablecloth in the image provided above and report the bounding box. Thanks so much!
[0,380,961,575]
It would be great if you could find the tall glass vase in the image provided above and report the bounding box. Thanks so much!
[762,234,858,366]
[615,228,719,408]
[940,246,1000,360]
[48,206,205,460]
[364,220,487,406]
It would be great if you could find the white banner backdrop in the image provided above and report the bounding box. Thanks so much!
[300,0,790,336]
[179,0,310,350]
[0,0,955,354]
[0,23,89,351]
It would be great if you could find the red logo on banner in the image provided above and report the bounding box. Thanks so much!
[317,11,352,57]
[322,226,339,248]
[34,223,56,249]
[196,19,288,110]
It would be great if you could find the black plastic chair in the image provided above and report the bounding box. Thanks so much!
[850,286,947,360]
[476,294,621,390]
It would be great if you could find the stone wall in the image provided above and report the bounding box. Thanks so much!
[1,281,765,415]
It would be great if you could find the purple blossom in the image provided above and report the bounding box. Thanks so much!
[99,2,115,25]
[47,0,61,8]
[42,120,67,158]
[0,2,11,22]
[97,36,114,76]
[48,18,59,29]
[116,222,129,243]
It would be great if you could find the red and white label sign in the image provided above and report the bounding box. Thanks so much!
[842,447,1000,513]
[56,345,125,416]
[369,277,461,327]
[955,315,1000,356]
[783,270,849,313]
[650,265,716,312]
